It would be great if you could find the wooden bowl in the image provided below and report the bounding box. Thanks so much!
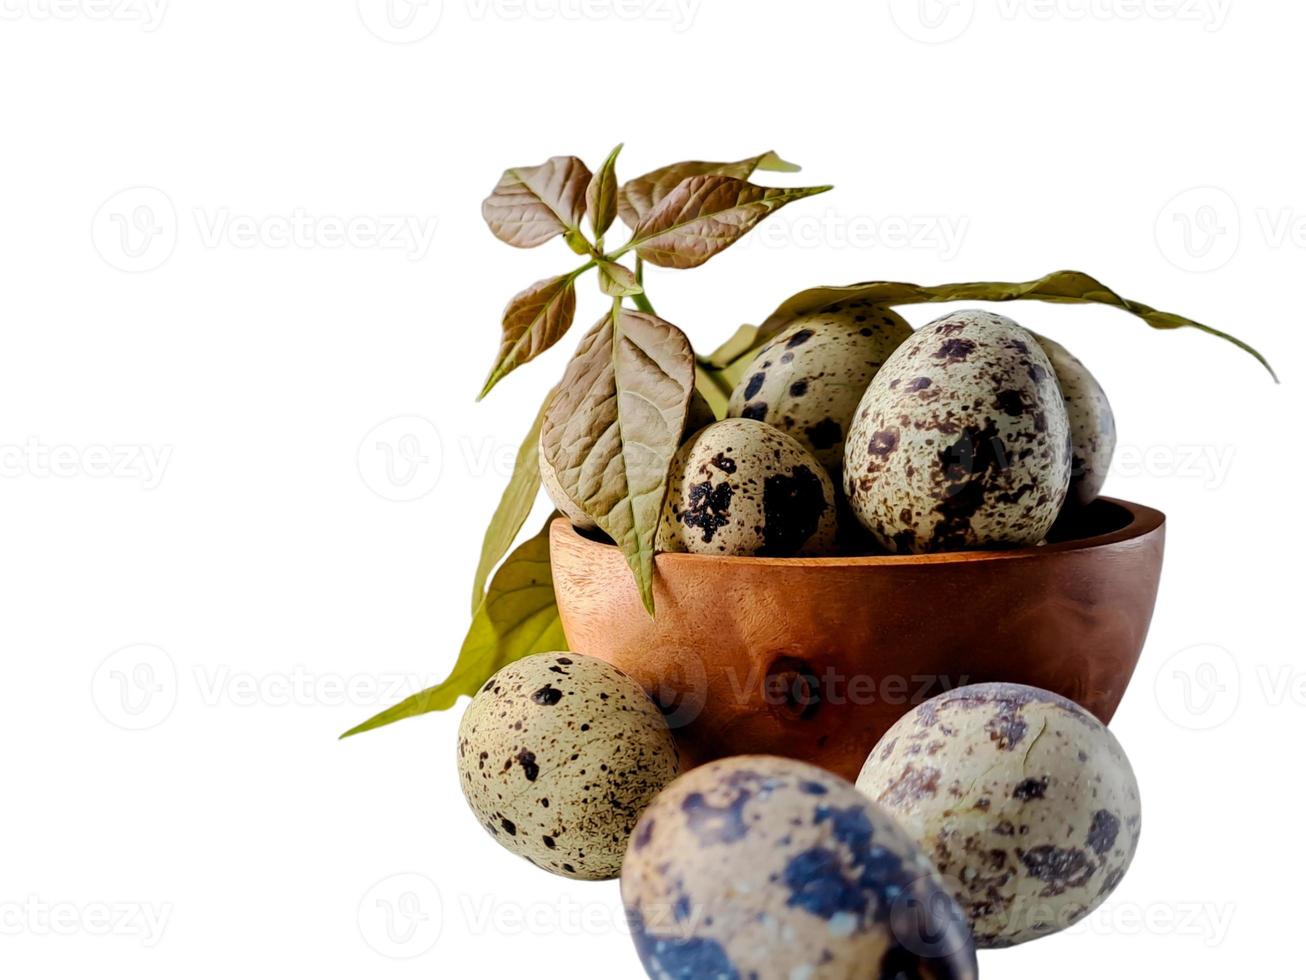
[550,497,1164,781]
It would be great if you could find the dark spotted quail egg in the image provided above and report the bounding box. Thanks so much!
[727,303,912,480]
[856,683,1142,948]
[457,652,680,881]
[1034,334,1116,507]
[541,391,716,532]
[844,309,1072,553]
[657,418,837,557]
[621,755,978,980]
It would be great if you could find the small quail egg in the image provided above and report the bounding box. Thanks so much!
[457,652,681,880]
[856,683,1142,947]
[844,309,1072,553]
[727,303,912,480]
[657,418,837,557]
[622,755,979,980]
[1034,334,1116,507]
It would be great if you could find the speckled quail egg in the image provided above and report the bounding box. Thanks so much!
[1034,334,1116,507]
[844,309,1072,553]
[541,391,716,532]
[856,683,1142,948]
[727,303,912,480]
[622,755,978,980]
[457,652,681,881]
[657,418,837,557]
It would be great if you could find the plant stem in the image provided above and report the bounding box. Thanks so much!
[629,257,657,314]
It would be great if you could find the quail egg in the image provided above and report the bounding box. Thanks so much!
[622,755,979,980]
[542,391,715,532]
[856,682,1142,947]
[727,303,912,480]
[844,309,1072,553]
[457,652,681,880]
[1034,334,1116,507]
[657,418,837,557]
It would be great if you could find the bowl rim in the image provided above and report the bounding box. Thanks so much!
[552,496,1166,569]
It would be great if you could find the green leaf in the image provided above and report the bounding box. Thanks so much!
[617,150,800,229]
[482,155,592,248]
[479,273,578,399]
[469,394,552,614]
[700,322,761,369]
[587,143,623,238]
[755,269,1278,381]
[340,519,564,738]
[626,176,833,270]
[563,229,593,256]
[540,308,695,615]
[694,364,731,420]
[597,260,643,297]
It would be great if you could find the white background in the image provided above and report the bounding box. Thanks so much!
[0,1,1299,976]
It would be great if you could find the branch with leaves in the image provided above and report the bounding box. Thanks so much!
[342,146,1276,739]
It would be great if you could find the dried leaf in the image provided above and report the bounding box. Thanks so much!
[480,273,577,398]
[540,309,695,614]
[340,519,564,738]
[482,155,592,248]
[617,150,799,229]
[597,260,643,297]
[587,144,623,238]
[630,176,832,270]
[469,394,552,613]
[755,269,1277,380]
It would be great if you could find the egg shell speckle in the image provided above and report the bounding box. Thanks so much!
[1034,334,1116,507]
[658,418,837,557]
[856,683,1142,948]
[844,309,1072,553]
[727,303,912,480]
[622,755,979,980]
[457,652,681,881]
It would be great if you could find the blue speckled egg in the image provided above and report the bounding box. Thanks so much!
[621,755,978,980]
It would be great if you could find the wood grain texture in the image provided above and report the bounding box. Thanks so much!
[551,498,1165,781]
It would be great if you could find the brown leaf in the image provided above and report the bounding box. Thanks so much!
[540,309,695,613]
[629,175,831,270]
[753,269,1278,380]
[480,274,577,398]
[482,156,592,248]
[587,144,623,238]
[617,150,799,229]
